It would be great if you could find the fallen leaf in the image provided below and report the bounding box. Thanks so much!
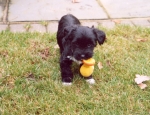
[135,74,150,89]
[112,20,121,24]
[25,73,36,81]
[40,48,50,60]
[7,77,15,89]
[138,83,147,89]
[72,0,80,3]
[106,60,111,67]
[0,50,8,57]
[27,40,40,52]
[135,74,150,84]
[54,44,59,49]
[136,38,148,42]
[97,62,103,69]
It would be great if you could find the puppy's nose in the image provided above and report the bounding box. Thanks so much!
[81,54,85,58]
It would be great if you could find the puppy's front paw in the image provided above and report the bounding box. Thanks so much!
[62,82,72,86]
[86,78,95,85]
[62,76,73,86]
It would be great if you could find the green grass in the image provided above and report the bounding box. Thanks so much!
[0,25,150,115]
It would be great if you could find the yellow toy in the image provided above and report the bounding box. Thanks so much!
[80,58,95,77]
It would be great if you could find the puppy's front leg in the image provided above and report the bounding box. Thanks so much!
[60,58,73,86]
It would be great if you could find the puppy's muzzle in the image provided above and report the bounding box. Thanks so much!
[81,54,85,58]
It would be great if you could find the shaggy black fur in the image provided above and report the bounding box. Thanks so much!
[57,14,106,84]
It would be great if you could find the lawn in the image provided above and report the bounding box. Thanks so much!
[0,25,150,115]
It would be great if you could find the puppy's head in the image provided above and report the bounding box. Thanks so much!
[63,25,106,61]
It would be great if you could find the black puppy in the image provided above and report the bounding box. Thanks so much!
[57,14,106,86]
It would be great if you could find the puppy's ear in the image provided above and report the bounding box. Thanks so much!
[93,29,106,45]
[63,25,76,37]
[62,26,77,45]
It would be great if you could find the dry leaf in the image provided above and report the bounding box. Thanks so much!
[106,60,111,67]
[7,78,15,89]
[72,0,80,3]
[138,83,147,89]
[136,38,147,42]
[135,74,150,84]
[40,48,50,60]
[26,73,36,81]
[135,74,150,89]
[0,50,8,57]
[54,44,59,49]
[112,20,121,24]
[97,62,103,69]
